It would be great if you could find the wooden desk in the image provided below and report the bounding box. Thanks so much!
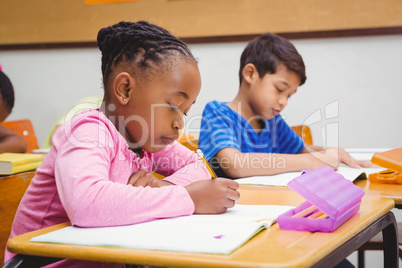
[0,172,36,266]
[5,189,398,268]
[239,184,292,192]
[355,179,402,207]
[240,177,402,207]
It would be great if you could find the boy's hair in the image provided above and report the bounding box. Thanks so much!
[97,21,196,87]
[0,70,15,113]
[239,32,306,86]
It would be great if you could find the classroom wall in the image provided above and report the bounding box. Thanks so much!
[0,34,401,149]
[1,0,402,45]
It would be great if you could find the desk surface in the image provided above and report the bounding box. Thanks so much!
[240,177,402,206]
[355,179,402,205]
[0,171,36,265]
[7,189,395,268]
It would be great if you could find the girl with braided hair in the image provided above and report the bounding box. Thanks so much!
[5,21,239,267]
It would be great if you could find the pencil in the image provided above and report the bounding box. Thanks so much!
[316,213,329,219]
[197,149,217,179]
[308,211,329,219]
[292,205,317,218]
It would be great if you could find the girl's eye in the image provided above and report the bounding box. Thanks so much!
[169,103,187,116]
[169,104,178,111]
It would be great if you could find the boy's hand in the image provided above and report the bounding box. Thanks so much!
[184,178,240,214]
[338,147,376,168]
[128,170,172,188]
[310,147,340,170]
[309,147,376,170]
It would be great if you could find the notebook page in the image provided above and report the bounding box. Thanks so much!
[31,204,294,255]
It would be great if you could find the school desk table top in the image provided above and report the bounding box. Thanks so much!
[239,177,402,207]
[355,179,402,207]
[5,189,398,268]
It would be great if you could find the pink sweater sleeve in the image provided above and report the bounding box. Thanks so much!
[152,141,211,185]
[53,115,196,228]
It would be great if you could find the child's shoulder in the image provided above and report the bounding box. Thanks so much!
[64,109,105,125]
[56,109,113,137]
[52,109,127,150]
[204,100,233,114]
[205,100,224,109]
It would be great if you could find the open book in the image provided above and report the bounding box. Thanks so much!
[31,204,294,254]
[235,166,385,186]
[345,148,392,161]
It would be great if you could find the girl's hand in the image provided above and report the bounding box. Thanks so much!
[184,178,240,214]
[128,170,172,188]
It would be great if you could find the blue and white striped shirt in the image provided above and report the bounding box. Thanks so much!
[198,101,304,160]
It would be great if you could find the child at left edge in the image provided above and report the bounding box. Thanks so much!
[0,66,27,153]
[4,21,240,267]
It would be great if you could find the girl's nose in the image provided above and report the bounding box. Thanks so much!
[172,117,184,130]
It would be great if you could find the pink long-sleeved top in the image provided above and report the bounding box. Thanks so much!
[5,109,209,267]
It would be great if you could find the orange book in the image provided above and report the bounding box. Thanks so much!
[368,148,402,184]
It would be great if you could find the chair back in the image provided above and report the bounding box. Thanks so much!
[291,125,313,145]
[0,172,35,265]
[179,139,198,152]
[1,119,39,153]
[177,132,198,152]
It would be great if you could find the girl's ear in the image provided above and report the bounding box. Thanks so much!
[242,63,259,85]
[113,72,135,105]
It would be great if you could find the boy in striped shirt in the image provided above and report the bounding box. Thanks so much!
[198,33,372,179]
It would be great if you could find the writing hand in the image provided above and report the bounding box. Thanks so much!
[185,177,240,214]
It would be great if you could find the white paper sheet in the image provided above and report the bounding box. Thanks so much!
[31,204,294,255]
[345,148,392,161]
[236,166,385,186]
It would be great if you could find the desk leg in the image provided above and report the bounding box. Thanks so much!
[313,211,398,268]
[2,254,62,268]
[382,211,399,268]
[394,204,402,210]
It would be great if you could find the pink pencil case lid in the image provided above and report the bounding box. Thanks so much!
[277,166,365,232]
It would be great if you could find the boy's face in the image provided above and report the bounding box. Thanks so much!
[248,63,300,120]
[123,61,201,153]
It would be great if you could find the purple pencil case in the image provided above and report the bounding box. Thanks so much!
[277,166,365,232]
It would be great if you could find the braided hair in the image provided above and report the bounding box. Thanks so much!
[97,21,196,87]
[0,70,15,113]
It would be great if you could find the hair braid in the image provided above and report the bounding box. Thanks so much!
[97,21,195,86]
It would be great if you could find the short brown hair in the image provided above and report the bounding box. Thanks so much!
[239,33,306,86]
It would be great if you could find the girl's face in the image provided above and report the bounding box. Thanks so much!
[248,63,300,120]
[124,61,201,153]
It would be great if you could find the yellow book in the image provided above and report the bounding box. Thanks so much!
[0,153,43,175]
